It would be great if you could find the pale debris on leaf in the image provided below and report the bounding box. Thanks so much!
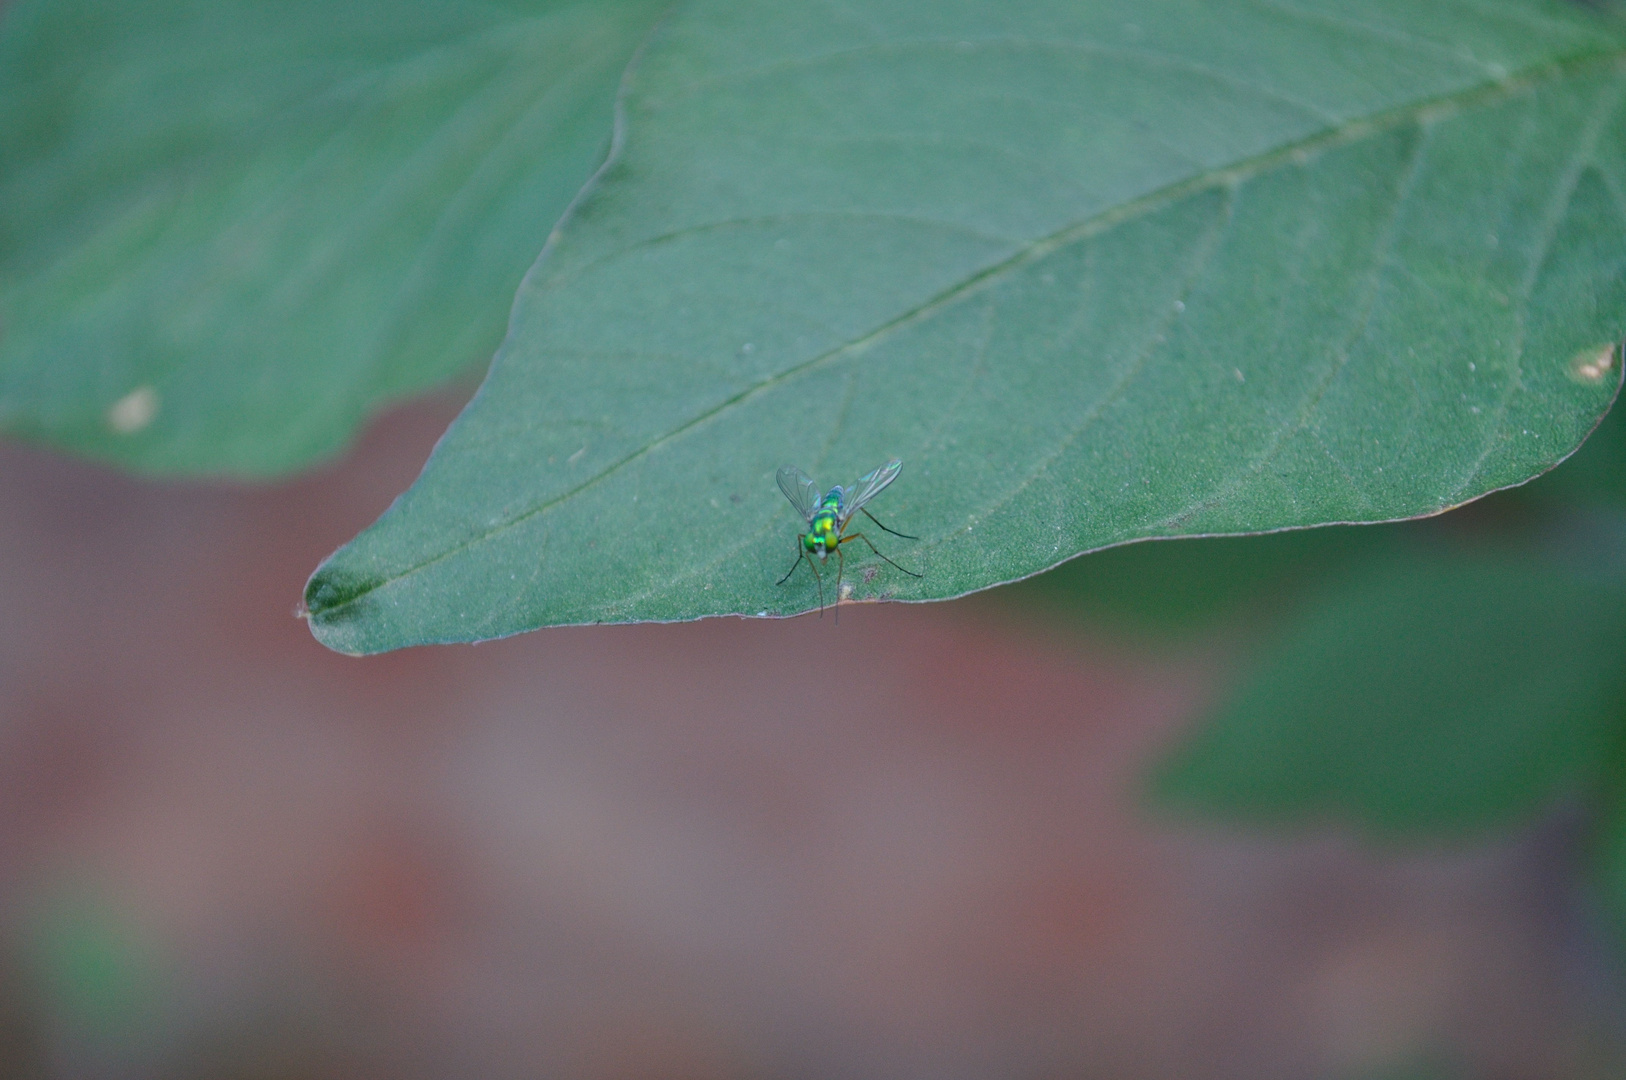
[107,386,159,434]
[1569,343,1619,385]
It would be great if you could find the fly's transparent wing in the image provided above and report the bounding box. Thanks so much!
[836,459,903,528]
[776,465,822,523]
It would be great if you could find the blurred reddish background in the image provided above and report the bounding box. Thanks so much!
[2,395,1623,1080]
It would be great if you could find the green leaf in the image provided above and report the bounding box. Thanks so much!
[1590,773,1626,954]
[0,0,665,475]
[22,891,167,1046]
[1152,545,1626,835]
[308,0,1626,653]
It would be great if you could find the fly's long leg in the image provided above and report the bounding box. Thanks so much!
[776,537,825,617]
[838,531,923,578]
[860,507,918,540]
[834,543,844,625]
[776,537,806,585]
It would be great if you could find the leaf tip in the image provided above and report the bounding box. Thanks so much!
[302,565,387,652]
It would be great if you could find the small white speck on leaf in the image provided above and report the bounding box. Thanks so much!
[567,445,587,464]
[107,386,159,434]
[1173,300,1185,313]
[1233,368,1245,382]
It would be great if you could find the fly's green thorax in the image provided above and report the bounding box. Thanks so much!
[804,495,841,554]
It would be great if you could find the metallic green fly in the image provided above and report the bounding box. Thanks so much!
[776,458,921,616]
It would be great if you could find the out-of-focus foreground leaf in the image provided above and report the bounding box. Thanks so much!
[1590,780,1626,953]
[308,0,1626,653]
[1152,545,1626,835]
[0,0,664,475]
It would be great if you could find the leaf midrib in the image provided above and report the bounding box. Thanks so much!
[309,45,1626,623]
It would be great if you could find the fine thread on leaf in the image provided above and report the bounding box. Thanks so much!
[311,47,1626,624]
[792,91,1213,177]
[1246,0,1509,78]
[654,34,1342,124]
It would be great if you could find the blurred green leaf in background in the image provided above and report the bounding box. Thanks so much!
[1153,544,1626,834]
[1137,381,1626,957]
[21,889,169,1056]
[0,0,665,475]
